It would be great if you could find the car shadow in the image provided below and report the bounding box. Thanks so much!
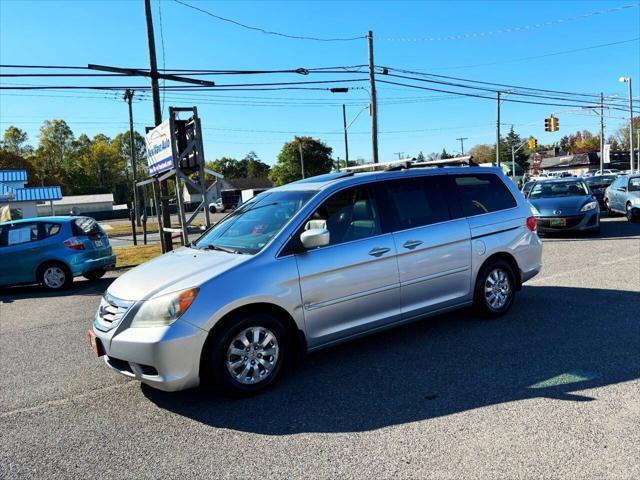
[0,277,115,303]
[541,216,640,241]
[143,285,640,434]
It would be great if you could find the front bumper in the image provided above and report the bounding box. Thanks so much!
[93,317,208,392]
[535,211,599,233]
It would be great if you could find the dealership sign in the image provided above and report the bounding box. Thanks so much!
[145,120,174,175]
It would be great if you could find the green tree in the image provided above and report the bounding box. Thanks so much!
[242,151,270,178]
[440,148,454,159]
[1,126,33,157]
[206,157,243,178]
[32,119,75,187]
[270,136,333,186]
[613,116,640,150]
[112,130,147,179]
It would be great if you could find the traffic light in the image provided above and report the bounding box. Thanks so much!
[528,137,538,150]
[551,116,559,132]
[545,117,552,132]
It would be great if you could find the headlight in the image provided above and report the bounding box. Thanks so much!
[529,204,540,216]
[580,201,597,212]
[130,288,199,328]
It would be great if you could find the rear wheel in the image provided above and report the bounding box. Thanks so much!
[473,259,516,318]
[627,202,638,222]
[83,268,106,281]
[38,262,73,290]
[202,312,289,396]
[604,199,613,216]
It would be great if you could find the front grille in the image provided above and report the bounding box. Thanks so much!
[94,293,134,332]
[537,214,585,228]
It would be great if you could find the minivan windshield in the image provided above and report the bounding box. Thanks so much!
[528,181,589,199]
[194,190,316,254]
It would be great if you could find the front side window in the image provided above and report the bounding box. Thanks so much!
[454,174,517,216]
[379,177,451,231]
[529,181,590,199]
[628,177,640,192]
[195,190,315,254]
[302,185,381,247]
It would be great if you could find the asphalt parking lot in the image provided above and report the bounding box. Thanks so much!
[1,216,639,479]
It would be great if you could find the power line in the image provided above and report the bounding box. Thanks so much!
[382,4,638,41]
[425,38,640,70]
[173,0,365,42]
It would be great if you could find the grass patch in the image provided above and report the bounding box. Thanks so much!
[101,223,160,237]
[113,244,163,268]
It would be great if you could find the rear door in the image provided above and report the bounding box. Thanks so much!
[293,184,401,348]
[376,175,472,319]
[0,222,41,284]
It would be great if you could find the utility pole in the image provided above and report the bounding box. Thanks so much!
[299,142,305,179]
[342,104,349,165]
[367,30,379,164]
[394,152,405,160]
[144,0,172,252]
[124,89,138,245]
[496,91,501,166]
[456,137,468,155]
[600,92,605,174]
[628,78,634,173]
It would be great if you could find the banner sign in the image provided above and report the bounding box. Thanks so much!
[603,144,611,164]
[145,120,174,175]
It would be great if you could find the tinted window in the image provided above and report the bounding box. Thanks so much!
[73,217,101,236]
[454,174,517,216]
[302,186,380,247]
[629,177,640,191]
[380,177,451,231]
[529,181,589,199]
[42,223,61,238]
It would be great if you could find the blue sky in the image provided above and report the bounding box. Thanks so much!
[1,0,638,165]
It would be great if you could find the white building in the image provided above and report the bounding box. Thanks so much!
[0,169,62,220]
[38,193,115,216]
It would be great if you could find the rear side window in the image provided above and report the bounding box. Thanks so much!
[7,222,39,245]
[42,223,61,238]
[454,174,517,216]
[378,177,451,231]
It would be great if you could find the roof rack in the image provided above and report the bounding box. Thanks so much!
[340,155,476,173]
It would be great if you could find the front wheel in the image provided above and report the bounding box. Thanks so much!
[604,199,612,216]
[473,259,516,318]
[202,313,289,396]
[627,203,638,222]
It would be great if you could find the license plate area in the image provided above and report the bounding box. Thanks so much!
[87,330,105,357]
[550,218,566,227]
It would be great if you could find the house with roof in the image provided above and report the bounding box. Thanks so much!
[0,169,62,220]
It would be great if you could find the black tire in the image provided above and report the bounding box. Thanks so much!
[202,312,289,397]
[604,199,613,216]
[38,262,73,290]
[473,258,516,319]
[627,203,638,222]
[83,268,106,281]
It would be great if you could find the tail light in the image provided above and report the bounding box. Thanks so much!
[523,192,529,198]
[64,237,85,250]
[526,216,537,232]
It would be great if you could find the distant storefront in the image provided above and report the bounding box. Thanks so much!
[0,169,62,220]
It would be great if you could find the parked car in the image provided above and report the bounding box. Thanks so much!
[604,175,640,222]
[208,198,223,214]
[521,180,537,198]
[528,178,600,234]
[584,175,617,209]
[89,166,542,396]
[594,168,621,176]
[0,216,115,289]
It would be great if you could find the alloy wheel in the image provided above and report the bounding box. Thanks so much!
[43,266,66,289]
[484,268,511,311]
[226,327,279,385]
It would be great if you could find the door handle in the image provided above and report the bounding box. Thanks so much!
[402,240,423,250]
[368,247,390,257]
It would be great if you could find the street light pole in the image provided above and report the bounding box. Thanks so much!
[619,76,634,173]
[342,104,349,166]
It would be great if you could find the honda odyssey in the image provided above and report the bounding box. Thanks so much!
[89,166,542,395]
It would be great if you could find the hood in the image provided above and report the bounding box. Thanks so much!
[529,196,593,216]
[107,246,251,301]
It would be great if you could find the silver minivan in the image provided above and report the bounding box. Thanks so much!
[90,166,542,395]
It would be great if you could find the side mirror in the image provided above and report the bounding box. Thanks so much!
[300,228,330,249]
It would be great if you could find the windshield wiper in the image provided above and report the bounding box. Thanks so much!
[202,244,239,254]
